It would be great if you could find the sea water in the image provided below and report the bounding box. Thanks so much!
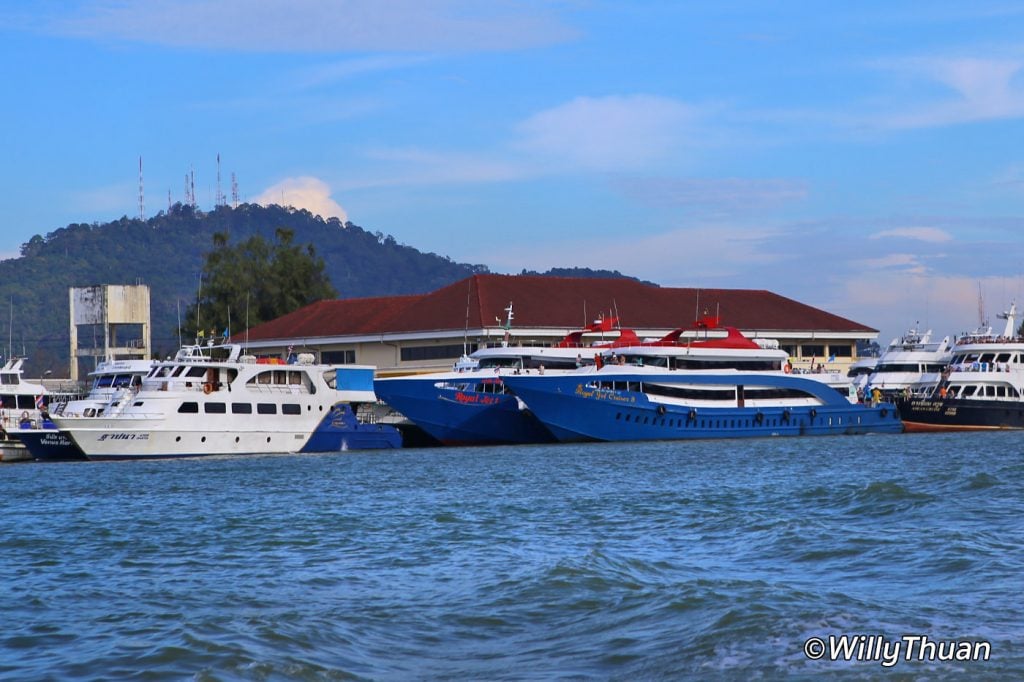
[1,432,1022,680]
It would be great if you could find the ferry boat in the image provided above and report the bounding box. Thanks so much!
[373,316,640,445]
[10,358,155,462]
[866,326,952,399]
[898,303,1024,431]
[53,343,401,460]
[0,357,52,462]
[501,358,903,443]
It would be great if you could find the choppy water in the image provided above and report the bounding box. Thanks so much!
[2,432,1023,680]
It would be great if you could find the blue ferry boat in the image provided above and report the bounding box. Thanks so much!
[373,310,658,445]
[502,368,903,442]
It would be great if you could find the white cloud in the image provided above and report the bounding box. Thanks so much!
[868,227,954,243]
[254,177,348,222]
[51,0,576,52]
[614,177,809,213]
[871,56,1024,129]
[515,95,700,172]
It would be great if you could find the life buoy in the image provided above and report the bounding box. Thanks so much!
[203,383,213,395]
[656,404,667,416]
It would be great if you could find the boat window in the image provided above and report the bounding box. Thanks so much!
[289,371,302,385]
[171,366,188,377]
[996,353,1012,363]
[997,386,1007,397]
[0,374,16,385]
[985,386,996,397]
[232,403,252,414]
[186,366,207,378]
[94,375,115,389]
[257,403,277,414]
[205,402,227,413]
[980,354,996,364]
[178,402,199,413]
[478,357,523,370]
[17,395,35,409]
[962,386,977,397]
[282,404,301,415]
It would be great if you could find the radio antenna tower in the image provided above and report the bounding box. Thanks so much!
[216,153,223,206]
[138,156,145,220]
[231,172,239,208]
[184,174,191,207]
[168,189,172,212]
[190,165,196,208]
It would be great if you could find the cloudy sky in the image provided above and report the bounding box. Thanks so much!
[2,1,1024,344]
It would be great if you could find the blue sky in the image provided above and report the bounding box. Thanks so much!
[2,1,1024,346]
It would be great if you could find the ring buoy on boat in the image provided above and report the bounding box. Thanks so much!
[203,383,213,395]
[656,404,667,416]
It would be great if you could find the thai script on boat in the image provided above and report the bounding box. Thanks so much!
[98,433,150,441]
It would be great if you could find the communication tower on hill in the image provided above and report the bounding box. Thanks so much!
[231,172,239,207]
[138,156,145,220]
[216,153,224,206]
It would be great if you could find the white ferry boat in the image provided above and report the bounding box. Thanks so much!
[0,357,51,462]
[899,303,1024,431]
[53,342,401,460]
[11,358,155,461]
[866,326,952,398]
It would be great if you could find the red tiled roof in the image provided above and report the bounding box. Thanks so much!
[242,274,875,341]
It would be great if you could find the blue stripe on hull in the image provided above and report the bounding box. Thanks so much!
[374,378,555,445]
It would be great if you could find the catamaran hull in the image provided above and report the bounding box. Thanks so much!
[373,377,556,445]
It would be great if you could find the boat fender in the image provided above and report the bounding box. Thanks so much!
[688,409,697,421]
[656,404,667,416]
[809,408,817,419]
[203,383,213,395]
[754,412,764,424]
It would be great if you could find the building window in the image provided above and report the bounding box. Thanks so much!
[829,344,852,357]
[401,344,467,362]
[321,350,356,364]
[801,344,825,358]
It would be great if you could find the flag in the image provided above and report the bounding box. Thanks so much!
[35,394,45,410]
[197,329,205,338]
[828,354,835,363]
[222,328,230,339]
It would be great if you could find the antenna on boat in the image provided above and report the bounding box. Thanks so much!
[177,299,182,349]
[501,302,514,347]
[195,273,203,343]
[245,292,250,352]
[463,278,472,356]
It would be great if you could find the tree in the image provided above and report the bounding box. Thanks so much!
[181,228,337,340]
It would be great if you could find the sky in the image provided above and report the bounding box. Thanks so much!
[2,1,1024,347]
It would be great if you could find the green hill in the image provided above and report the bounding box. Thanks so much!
[3,203,650,377]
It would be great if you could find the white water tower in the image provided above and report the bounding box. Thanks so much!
[68,284,152,380]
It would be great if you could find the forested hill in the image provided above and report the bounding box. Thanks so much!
[2,203,649,376]
[3,203,485,374]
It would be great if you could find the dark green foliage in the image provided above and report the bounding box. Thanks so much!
[520,266,659,287]
[180,228,338,339]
